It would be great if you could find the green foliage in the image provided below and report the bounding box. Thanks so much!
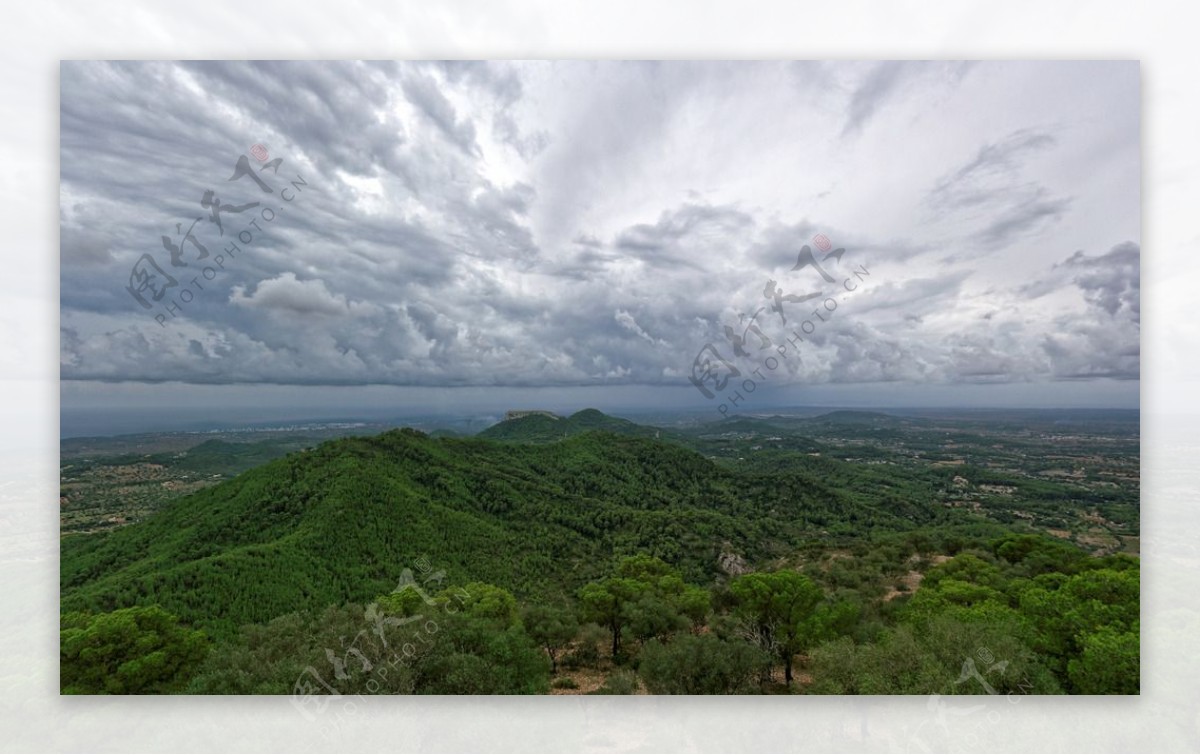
[450,582,519,626]
[1067,626,1139,694]
[373,587,429,617]
[188,586,549,695]
[521,604,579,673]
[991,534,1088,577]
[562,623,608,669]
[880,539,1139,694]
[1018,566,1139,690]
[578,577,643,660]
[413,612,549,694]
[63,425,914,639]
[808,614,1061,695]
[61,605,209,694]
[578,555,710,660]
[638,634,771,694]
[59,410,1139,696]
[626,594,689,644]
[729,570,825,685]
[921,553,1007,592]
[186,604,418,695]
[476,409,659,444]
[902,578,1009,623]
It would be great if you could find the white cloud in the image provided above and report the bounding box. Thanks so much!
[230,273,348,316]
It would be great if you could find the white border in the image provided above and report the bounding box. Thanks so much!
[3,1,1195,751]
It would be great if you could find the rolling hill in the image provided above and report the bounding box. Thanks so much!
[476,408,664,443]
[60,417,952,638]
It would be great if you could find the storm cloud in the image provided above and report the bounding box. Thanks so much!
[60,61,1140,407]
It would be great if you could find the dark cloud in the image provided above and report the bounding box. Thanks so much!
[59,61,1139,402]
[926,128,1072,252]
[1061,241,1141,323]
[614,203,755,271]
[400,68,480,158]
[1020,242,1140,314]
[927,130,1056,208]
[850,271,972,317]
[972,191,1073,250]
[842,62,918,137]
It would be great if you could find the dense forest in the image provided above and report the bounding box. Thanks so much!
[60,411,1139,695]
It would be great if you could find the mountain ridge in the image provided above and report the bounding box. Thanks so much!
[60,418,952,637]
[476,407,664,443]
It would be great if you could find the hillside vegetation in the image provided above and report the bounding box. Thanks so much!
[60,411,1139,696]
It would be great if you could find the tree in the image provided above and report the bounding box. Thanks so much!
[449,582,519,626]
[578,555,711,661]
[413,612,550,694]
[521,604,578,673]
[992,534,1086,577]
[578,577,645,660]
[808,615,1062,695]
[729,570,823,686]
[616,553,676,581]
[901,578,1008,623]
[921,553,1007,592]
[61,605,210,694]
[626,593,688,644]
[186,604,419,695]
[1067,626,1139,694]
[638,634,770,694]
[1019,566,1139,687]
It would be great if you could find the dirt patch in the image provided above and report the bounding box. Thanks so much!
[550,667,650,695]
[880,554,950,601]
[818,550,854,572]
[550,667,607,695]
[979,484,1016,495]
[883,569,924,602]
[1119,535,1141,555]
[1077,528,1121,555]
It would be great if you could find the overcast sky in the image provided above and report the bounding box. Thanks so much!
[59,61,1139,428]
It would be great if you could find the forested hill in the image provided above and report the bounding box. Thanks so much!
[60,425,953,638]
[476,408,665,442]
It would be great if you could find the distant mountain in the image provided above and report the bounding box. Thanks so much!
[160,438,312,475]
[60,427,947,638]
[476,408,661,443]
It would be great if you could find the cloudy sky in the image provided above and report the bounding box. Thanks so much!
[60,61,1139,430]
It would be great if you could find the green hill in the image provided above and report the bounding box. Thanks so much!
[60,427,950,638]
[476,408,661,443]
[163,438,313,474]
[797,410,936,432]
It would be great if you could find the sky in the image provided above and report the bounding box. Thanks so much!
[59,61,1141,432]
